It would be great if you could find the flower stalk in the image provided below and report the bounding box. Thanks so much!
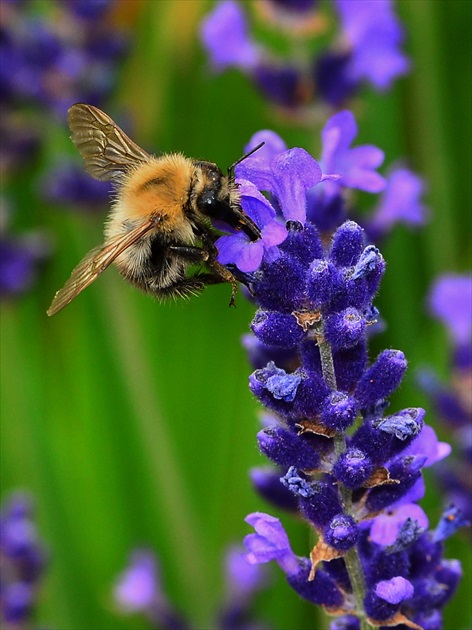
[316,321,370,630]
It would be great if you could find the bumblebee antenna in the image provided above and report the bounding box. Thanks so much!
[227,142,265,180]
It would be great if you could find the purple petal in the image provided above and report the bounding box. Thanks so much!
[236,240,265,272]
[200,0,261,72]
[239,181,278,226]
[244,512,298,572]
[403,425,451,467]
[320,111,385,194]
[369,167,428,233]
[261,220,288,247]
[429,274,472,345]
[270,148,323,222]
[370,503,429,546]
[321,110,358,170]
[243,130,287,159]
[375,576,414,604]
[216,232,249,265]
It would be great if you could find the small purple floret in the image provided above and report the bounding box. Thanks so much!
[244,512,300,576]
[375,575,414,604]
[320,110,386,195]
[428,274,472,346]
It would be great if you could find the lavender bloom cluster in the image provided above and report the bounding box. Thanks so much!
[201,0,409,111]
[418,275,472,525]
[0,493,47,628]
[212,128,464,628]
[113,546,270,630]
[1,0,130,297]
[217,109,427,273]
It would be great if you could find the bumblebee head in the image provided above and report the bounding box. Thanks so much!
[194,161,261,241]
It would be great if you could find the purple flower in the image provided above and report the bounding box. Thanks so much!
[236,148,324,222]
[64,0,111,20]
[41,160,112,210]
[320,110,386,194]
[217,545,271,630]
[200,1,261,72]
[0,231,50,297]
[234,137,463,624]
[335,0,410,90]
[369,503,429,546]
[217,144,326,272]
[114,549,160,613]
[367,167,429,238]
[403,424,451,467]
[244,130,287,159]
[433,505,470,542]
[223,545,268,602]
[244,512,300,576]
[375,575,414,604]
[114,549,190,630]
[216,180,287,272]
[0,493,47,626]
[428,274,472,346]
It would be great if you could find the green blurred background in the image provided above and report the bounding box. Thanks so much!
[1,1,471,629]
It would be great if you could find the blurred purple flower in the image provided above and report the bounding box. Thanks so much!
[64,0,111,21]
[320,110,386,194]
[367,167,428,239]
[428,274,472,346]
[224,545,268,602]
[200,0,261,72]
[335,0,410,90]
[0,232,50,298]
[41,160,112,211]
[0,493,47,627]
[114,549,160,613]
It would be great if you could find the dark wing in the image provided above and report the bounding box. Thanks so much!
[67,103,150,182]
[47,218,157,316]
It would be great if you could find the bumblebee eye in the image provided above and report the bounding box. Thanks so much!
[198,190,261,241]
[199,191,223,217]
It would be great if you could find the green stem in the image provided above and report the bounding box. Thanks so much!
[316,325,372,630]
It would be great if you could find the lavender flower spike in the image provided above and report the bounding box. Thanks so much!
[235,137,463,627]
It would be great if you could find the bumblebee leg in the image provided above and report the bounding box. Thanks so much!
[167,245,209,264]
[206,260,239,307]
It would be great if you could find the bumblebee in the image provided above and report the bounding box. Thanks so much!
[47,103,261,316]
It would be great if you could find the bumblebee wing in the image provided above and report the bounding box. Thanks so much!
[47,218,156,316]
[68,103,150,182]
